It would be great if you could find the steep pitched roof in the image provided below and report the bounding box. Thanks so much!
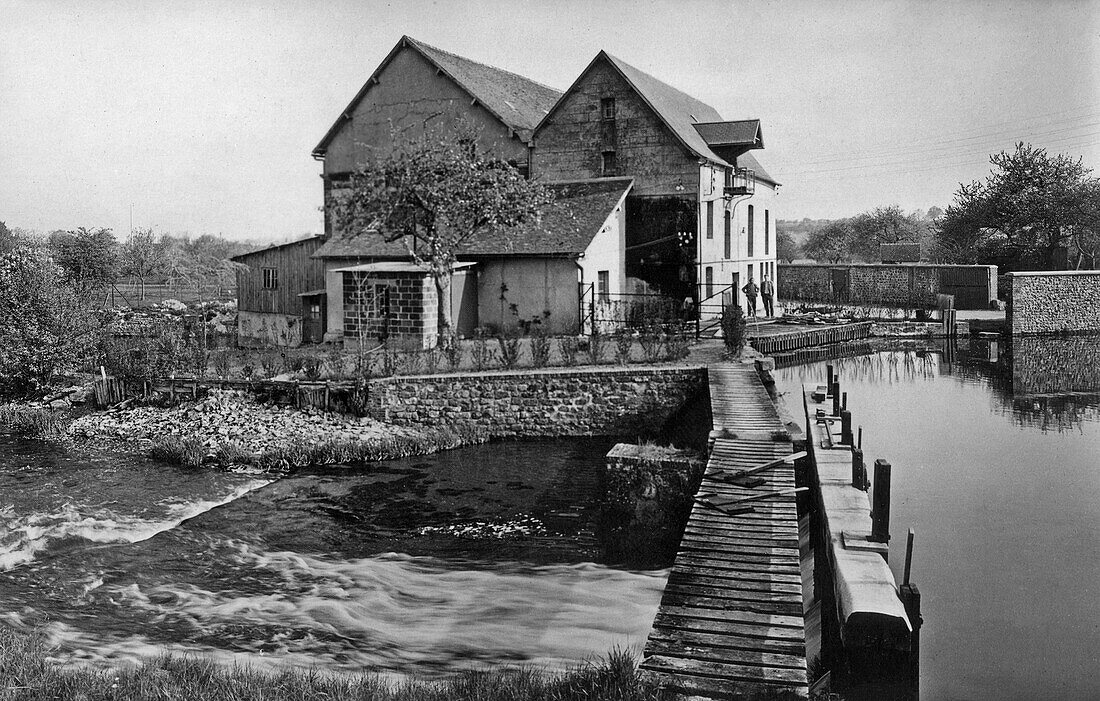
[313,36,561,157]
[693,119,763,148]
[737,152,780,186]
[537,51,730,167]
[461,177,634,257]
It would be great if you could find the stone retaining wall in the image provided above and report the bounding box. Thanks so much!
[779,264,997,310]
[1008,270,1100,335]
[367,365,709,437]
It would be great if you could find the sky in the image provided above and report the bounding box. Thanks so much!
[1,0,1097,241]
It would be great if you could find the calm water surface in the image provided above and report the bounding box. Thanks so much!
[0,437,665,677]
[775,339,1100,701]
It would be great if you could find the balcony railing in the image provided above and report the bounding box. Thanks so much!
[724,167,756,197]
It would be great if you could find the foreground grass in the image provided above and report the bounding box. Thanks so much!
[0,629,668,701]
[0,405,71,441]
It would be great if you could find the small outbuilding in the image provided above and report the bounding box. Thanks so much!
[231,236,327,346]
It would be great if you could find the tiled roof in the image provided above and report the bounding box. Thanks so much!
[314,36,561,156]
[693,119,762,147]
[461,177,634,257]
[229,235,324,262]
[737,151,780,186]
[314,178,634,260]
[600,53,729,166]
[407,37,561,137]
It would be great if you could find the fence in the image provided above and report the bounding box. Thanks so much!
[91,375,366,413]
[578,284,734,339]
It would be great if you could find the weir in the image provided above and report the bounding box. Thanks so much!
[640,361,810,699]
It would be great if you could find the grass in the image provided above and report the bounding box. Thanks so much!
[0,405,71,442]
[148,436,205,467]
[0,628,668,701]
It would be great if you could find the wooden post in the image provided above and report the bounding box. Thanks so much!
[870,459,892,543]
[831,381,841,417]
[851,447,864,489]
[826,364,834,391]
[840,409,853,445]
[900,529,921,693]
[324,382,331,413]
[858,426,863,450]
[841,390,848,411]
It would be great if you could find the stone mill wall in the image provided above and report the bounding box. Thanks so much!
[1008,271,1100,335]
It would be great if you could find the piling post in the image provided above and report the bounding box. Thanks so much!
[826,364,834,390]
[870,459,892,543]
[900,528,921,693]
[851,447,865,489]
[831,382,841,416]
[840,409,853,446]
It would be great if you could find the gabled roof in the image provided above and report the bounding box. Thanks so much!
[313,36,562,158]
[693,119,763,148]
[229,235,325,262]
[461,177,634,257]
[536,51,730,167]
[313,227,410,259]
[737,151,781,187]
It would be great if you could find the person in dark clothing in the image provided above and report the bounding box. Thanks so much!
[742,278,759,318]
[761,274,775,317]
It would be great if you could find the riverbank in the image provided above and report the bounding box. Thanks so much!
[0,628,667,701]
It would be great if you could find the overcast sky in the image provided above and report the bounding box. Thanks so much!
[2,0,1097,241]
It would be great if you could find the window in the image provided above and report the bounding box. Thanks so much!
[747,204,755,257]
[723,210,731,259]
[748,264,754,284]
[601,97,616,120]
[597,270,610,303]
[262,267,278,290]
[601,150,616,176]
[705,266,714,299]
[765,209,770,255]
[706,200,714,239]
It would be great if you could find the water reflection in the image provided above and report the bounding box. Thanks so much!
[775,334,1100,433]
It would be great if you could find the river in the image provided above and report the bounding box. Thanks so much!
[0,436,666,678]
[774,337,1100,701]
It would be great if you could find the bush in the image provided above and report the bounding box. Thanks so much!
[497,331,521,369]
[721,303,747,355]
[0,404,71,441]
[530,327,552,369]
[472,328,496,371]
[558,336,581,367]
[638,326,664,363]
[586,332,604,365]
[665,330,691,360]
[614,330,633,365]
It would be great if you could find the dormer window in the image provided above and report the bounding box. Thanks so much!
[601,97,616,120]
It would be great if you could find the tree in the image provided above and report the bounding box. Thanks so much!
[803,221,855,263]
[848,205,917,260]
[333,129,552,340]
[121,228,167,300]
[0,241,102,396]
[48,227,120,293]
[0,221,14,255]
[936,143,1100,270]
[776,231,800,262]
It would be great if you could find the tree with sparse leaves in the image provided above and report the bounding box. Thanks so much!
[803,220,856,263]
[48,227,120,294]
[936,143,1100,270]
[121,227,167,300]
[332,129,553,340]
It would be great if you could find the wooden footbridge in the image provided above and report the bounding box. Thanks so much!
[640,361,809,699]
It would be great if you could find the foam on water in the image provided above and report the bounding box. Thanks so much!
[0,479,272,571]
[43,543,668,677]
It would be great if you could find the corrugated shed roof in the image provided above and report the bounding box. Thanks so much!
[600,53,729,166]
[693,119,762,147]
[407,37,561,137]
[314,36,561,156]
[737,151,780,186]
[461,177,634,257]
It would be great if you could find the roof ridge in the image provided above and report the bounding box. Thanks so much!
[405,36,563,95]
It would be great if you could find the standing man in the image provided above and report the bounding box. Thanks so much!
[761,274,775,317]
[742,277,759,318]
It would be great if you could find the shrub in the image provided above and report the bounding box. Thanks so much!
[559,336,581,367]
[721,303,747,355]
[638,326,664,363]
[665,330,691,360]
[497,331,521,370]
[212,350,232,379]
[258,347,281,378]
[586,331,604,365]
[472,327,496,372]
[614,329,633,365]
[530,327,552,369]
[442,334,462,372]
[302,355,324,380]
[213,441,252,467]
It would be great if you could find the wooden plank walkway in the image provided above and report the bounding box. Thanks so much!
[641,362,809,699]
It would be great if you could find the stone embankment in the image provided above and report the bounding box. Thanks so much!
[68,390,408,454]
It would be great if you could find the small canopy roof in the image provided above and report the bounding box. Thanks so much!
[332,261,476,274]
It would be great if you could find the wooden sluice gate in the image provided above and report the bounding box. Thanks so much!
[640,362,810,699]
[749,321,874,356]
[802,365,921,695]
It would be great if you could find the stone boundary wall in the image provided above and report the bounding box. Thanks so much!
[779,264,997,310]
[367,365,709,437]
[1008,270,1100,335]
